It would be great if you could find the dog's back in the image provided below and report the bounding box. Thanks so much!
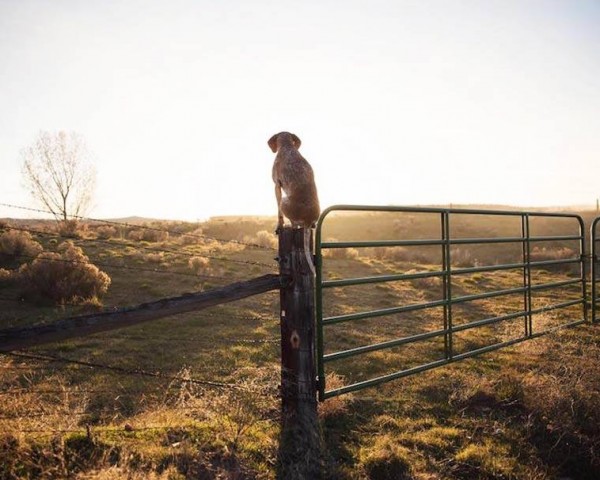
[269,132,320,228]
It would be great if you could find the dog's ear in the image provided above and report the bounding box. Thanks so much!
[268,134,279,153]
[291,134,301,149]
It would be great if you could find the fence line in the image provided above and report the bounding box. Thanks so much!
[0,274,284,351]
[0,295,278,327]
[2,351,244,389]
[0,202,277,251]
[3,224,276,269]
[10,251,233,281]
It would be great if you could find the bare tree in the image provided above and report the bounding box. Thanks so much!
[21,131,96,222]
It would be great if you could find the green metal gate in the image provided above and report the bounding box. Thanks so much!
[593,217,600,323]
[315,206,587,400]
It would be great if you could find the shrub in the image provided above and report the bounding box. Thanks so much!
[95,225,117,239]
[450,247,478,267]
[0,268,14,283]
[242,230,277,249]
[189,256,211,276]
[128,228,169,243]
[0,230,43,261]
[144,252,164,264]
[179,227,205,245]
[322,238,360,260]
[254,230,277,249]
[18,241,111,303]
[56,219,83,238]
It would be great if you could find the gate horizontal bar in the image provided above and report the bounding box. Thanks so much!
[323,299,447,325]
[318,204,584,218]
[322,270,443,288]
[450,235,581,245]
[324,335,530,398]
[321,235,582,250]
[321,239,443,249]
[530,299,584,315]
[451,310,528,333]
[452,286,526,304]
[530,278,581,292]
[529,318,586,337]
[322,258,581,290]
[323,328,446,363]
[324,358,450,398]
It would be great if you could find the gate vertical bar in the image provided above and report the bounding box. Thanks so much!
[577,217,587,323]
[315,219,325,399]
[522,214,533,336]
[591,218,598,322]
[441,211,453,359]
[278,226,321,478]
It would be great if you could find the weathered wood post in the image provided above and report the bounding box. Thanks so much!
[277,226,321,479]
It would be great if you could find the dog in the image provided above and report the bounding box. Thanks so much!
[269,131,320,274]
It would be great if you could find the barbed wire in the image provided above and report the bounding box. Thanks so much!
[3,224,276,269]
[9,426,187,436]
[0,388,125,396]
[0,410,90,420]
[1,351,242,390]
[10,251,234,281]
[0,202,277,251]
[1,351,269,376]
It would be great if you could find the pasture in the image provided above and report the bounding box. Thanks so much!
[1,209,599,479]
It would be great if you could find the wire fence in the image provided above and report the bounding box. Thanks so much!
[3,224,277,269]
[1,351,244,389]
[0,203,285,451]
[0,202,277,251]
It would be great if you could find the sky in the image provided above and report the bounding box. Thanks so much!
[0,0,599,221]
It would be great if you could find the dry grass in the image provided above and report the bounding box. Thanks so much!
[0,211,599,479]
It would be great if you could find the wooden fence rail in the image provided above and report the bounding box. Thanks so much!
[0,274,285,351]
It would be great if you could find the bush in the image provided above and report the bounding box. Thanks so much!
[0,230,43,261]
[189,256,211,276]
[144,252,164,264]
[0,268,14,283]
[56,220,84,238]
[128,228,169,243]
[95,225,117,239]
[320,238,359,260]
[18,241,111,303]
[242,230,277,249]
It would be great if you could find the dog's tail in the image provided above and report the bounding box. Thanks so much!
[303,228,316,277]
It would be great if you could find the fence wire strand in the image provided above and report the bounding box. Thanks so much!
[1,351,242,390]
[10,251,233,281]
[3,224,276,269]
[0,202,277,251]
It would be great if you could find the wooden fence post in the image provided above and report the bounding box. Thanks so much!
[277,226,321,478]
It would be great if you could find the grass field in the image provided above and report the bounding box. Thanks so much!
[1,208,599,479]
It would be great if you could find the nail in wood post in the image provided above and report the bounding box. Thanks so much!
[277,226,321,479]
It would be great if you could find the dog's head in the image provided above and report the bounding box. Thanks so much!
[268,132,301,153]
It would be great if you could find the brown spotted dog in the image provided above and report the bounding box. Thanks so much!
[268,132,320,231]
[269,131,320,275]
